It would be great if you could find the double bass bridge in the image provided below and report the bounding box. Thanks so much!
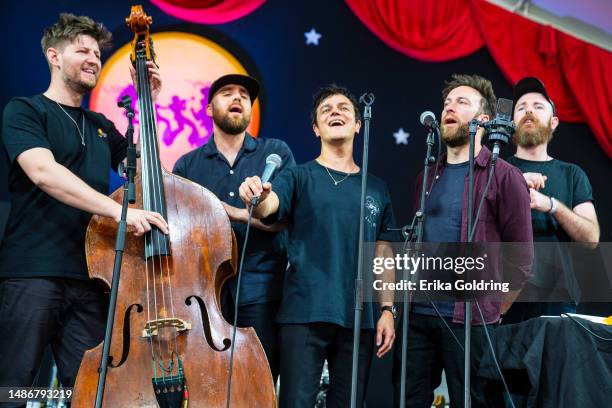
[142,318,191,338]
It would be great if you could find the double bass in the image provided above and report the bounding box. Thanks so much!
[72,6,276,407]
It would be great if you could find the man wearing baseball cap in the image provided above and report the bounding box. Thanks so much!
[503,76,600,323]
[173,73,295,383]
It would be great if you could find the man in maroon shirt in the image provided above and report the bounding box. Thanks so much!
[393,74,533,408]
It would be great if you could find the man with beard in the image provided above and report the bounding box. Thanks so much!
[502,77,599,322]
[392,74,533,408]
[172,74,295,383]
[238,84,397,407]
[0,13,168,397]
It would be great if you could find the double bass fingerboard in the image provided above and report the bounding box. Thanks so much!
[134,41,170,260]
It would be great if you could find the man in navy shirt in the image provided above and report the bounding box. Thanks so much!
[173,74,295,382]
[392,74,533,408]
[239,84,396,408]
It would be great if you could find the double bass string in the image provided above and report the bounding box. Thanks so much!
[136,55,165,381]
[137,54,181,377]
[146,72,182,369]
[141,58,180,374]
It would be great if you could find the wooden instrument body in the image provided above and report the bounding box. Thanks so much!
[72,169,276,407]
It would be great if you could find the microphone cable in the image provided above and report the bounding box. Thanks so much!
[225,204,256,408]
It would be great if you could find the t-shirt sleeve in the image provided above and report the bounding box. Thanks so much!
[269,139,296,183]
[571,165,594,207]
[377,184,400,242]
[89,111,127,172]
[262,166,298,225]
[104,118,127,172]
[1,98,50,163]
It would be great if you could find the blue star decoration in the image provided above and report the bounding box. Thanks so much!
[393,128,410,145]
[304,28,322,46]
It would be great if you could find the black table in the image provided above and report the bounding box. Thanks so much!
[479,316,612,407]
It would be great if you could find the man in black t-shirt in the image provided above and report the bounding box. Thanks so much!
[503,77,600,322]
[172,74,295,382]
[0,14,167,396]
[239,85,397,408]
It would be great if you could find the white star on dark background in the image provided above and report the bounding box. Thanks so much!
[304,28,322,45]
[393,128,410,145]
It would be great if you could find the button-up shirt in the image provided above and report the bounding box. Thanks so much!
[415,146,534,324]
[173,134,295,305]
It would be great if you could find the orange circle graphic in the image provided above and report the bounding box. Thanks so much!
[91,32,261,170]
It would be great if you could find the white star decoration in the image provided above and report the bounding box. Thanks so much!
[304,28,322,45]
[393,128,410,145]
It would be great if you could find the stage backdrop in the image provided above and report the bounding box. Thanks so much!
[0,0,610,405]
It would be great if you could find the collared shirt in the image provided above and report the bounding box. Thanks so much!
[415,146,534,324]
[173,134,295,305]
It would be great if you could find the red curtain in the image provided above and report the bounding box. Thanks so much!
[150,0,266,24]
[345,0,484,61]
[346,0,612,158]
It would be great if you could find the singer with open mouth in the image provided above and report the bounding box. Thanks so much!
[172,73,295,384]
[391,74,534,408]
[239,84,398,408]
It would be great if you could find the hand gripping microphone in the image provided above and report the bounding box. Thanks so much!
[252,153,282,205]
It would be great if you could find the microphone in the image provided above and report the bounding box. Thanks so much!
[419,111,438,128]
[485,98,516,163]
[117,94,131,108]
[252,154,282,205]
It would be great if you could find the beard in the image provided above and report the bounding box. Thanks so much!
[441,121,470,148]
[62,67,97,94]
[212,103,251,135]
[513,113,553,148]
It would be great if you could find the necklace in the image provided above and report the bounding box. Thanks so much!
[55,101,85,146]
[323,165,352,186]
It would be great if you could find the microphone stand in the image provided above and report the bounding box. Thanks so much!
[462,119,481,408]
[398,123,438,408]
[94,97,137,408]
[349,92,374,408]
[464,109,514,407]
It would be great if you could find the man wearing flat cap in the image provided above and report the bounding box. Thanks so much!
[503,76,600,323]
[173,73,295,383]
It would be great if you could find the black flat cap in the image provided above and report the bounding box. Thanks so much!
[208,74,260,105]
[513,76,556,115]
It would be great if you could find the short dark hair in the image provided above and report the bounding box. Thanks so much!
[311,84,361,125]
[41,13,112,57]
[442,74,497,117]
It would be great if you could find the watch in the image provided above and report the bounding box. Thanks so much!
[548,196,558,215]
[381,305,397,319]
